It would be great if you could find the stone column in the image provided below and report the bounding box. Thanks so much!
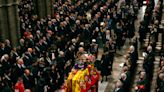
[0,0,20,46]
[7,0,20,46]
[34,0,46,18]
[34,0,53,18]
[45,0,53,17]
[0,0,10,41]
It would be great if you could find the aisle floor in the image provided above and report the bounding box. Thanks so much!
[98,5,147,92]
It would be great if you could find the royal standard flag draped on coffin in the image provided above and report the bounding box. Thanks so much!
[66,68,89,92]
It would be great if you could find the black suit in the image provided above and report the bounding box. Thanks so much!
[108,42,116,69]
[36,43,46,54]
[101,54,111,76]
[56,56,65,86]
[4,45,12,55]
[115,28,123,49]
[130,51,137,72]
[34,35,41,43]
[157,77,164,92]
[10,51,19,64]
[23,55,33,67]
[22,74,34,89]
[11,64,25,84]
[44,57,52,67]
[143,51,155,80]
[65,49,75,65]
[80,29,91,43]
[17,45,26,56]
[25,38,34,48]
[0,48,6,58]
[46,37,52,46]
[1,59,11,75]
